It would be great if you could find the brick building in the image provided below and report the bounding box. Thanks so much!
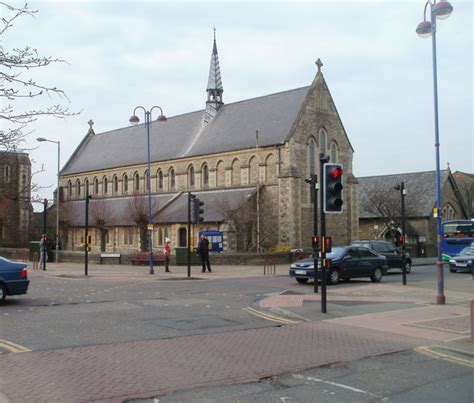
[0,151,32,247]
[59,37,358,254]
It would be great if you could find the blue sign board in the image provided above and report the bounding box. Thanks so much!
[199,230,224,252]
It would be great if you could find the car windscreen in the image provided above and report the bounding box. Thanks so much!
[327,247,345,260]
[460,246,474,256]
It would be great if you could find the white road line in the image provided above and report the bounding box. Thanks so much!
[293,374,388,400]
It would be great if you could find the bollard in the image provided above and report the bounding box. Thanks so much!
[32,252,39,270]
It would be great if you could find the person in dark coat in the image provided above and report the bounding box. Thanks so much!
[198,235,212,273]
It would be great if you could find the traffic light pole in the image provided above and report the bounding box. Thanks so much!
[187,192,192,278]
[85,192,91,276]
[42,198,48,271]
[400,182,407,285]
[320,154,329,313]
[312,175,319,294]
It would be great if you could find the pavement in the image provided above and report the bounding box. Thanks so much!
[0,258,471,402]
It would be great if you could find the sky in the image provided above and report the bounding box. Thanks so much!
[3,0,473,211]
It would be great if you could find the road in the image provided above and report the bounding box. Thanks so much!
[0,263,472,402]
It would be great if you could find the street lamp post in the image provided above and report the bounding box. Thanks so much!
[416,0,453,305]
[129,106,167,275]
[37,137,61,263]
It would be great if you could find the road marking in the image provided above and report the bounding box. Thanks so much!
[293,374,388,400]
[0,339,31,353]
[415,346,474,368]
[242,307,301,324]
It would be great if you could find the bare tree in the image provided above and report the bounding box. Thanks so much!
[90,199,114,252]
[126,193,159,252]
[0,2,78,151]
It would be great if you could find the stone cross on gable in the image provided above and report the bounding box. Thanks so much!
[315,58,323,73]
[88,119,94,130]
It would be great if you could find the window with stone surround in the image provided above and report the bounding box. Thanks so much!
[123,174,128,194]
[103,176,108,195]
[84,179,89,196]
[202,164,209,187]
[113,175,119,194]
[319,129,327,156]
[265,154,277,182]
[157,170,163,191]
[124,227,134,245]
[216,160,225,187]
[76,179,81,197]
[249,156,258,184]
[134,172,140,192]
[169,168,176,190]
[307,138,317,203]
[94,177,99,195]
[231,158,241,186]
[145,170,150,191]
[188,165,195,188]
[67,181,72,198]
[3,165,11,183]
[442,203,457,221]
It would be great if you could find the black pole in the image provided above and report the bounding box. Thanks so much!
[42,198,48,271]
[320,154,329,314]
[312,174,319,294]
[85,192,91,276]
[401,181,407,285]
[187,192,191,278]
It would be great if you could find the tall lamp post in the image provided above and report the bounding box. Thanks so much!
[129,106,167,275]
[416,0,453,305]
[37,137,61,263]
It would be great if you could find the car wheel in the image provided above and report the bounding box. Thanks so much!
[327,269,340,285]
[0,283,6,303]
[296,278,309,284]
[370,267,383,282]
[449,268,457,273]
[404,260,412,274]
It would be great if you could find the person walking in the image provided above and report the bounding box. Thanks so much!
[39,234,48,271]
[164,237,171,273]
[198,235,212,273]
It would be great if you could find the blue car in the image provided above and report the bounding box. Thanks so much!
[289,246,388,285]
[0,257,29,303]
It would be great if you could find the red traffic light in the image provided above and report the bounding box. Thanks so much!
[311,235,320,250]
[330,167,343,179]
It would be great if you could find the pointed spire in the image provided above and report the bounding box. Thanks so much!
[203,28,224,126]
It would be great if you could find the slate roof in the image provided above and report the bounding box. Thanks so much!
[66,187,256,227]
[358,170,450,218]
[61,86,310,176]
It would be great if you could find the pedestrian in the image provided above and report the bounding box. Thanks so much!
[39,234,48,270]
[198,235,212,272]
[164,237,171,273]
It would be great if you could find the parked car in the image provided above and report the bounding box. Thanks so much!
[448,246,474,273]
[351,240,412,273]
[0,257,29,303]
[289,246,388,285]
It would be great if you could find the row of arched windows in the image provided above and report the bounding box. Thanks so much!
[66,155,278,199]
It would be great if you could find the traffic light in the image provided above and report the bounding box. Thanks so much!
[311,235,320,251]
[321,236,332,253]
[323,163,343,213]
[192,197,204,224]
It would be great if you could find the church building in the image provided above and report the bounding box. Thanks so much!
[59,35,358,254]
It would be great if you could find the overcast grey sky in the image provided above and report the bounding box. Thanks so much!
[4,0,473,209]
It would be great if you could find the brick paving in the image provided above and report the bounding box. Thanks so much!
[0,322,426,403]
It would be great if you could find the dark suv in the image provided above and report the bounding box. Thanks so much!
[351,240,412,273]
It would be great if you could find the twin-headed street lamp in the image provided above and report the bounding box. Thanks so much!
[416,0,453,304]
[37,137,61,264]
[129,106,167,275]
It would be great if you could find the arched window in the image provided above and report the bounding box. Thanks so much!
[134,172,140,192]
[249,156,258,184]
[231,158,241,186]
[3,165,11,183]
[113,175,119,194]
[157,170,163,191]
[84,179,90,196]
[216,160,225,188]
[202,164,209,187]
[178,227,187,247]
[145,170,150,191]
[330,142,338,163]
[103,176,108,195]
[265,154,277,182]
[169,168,176,190]
[76,179,81,197]
[319,129,327,156]
[94,177,99,195]
[442,204,457,221]
[123,174,128,194]
[307,138,316,176]
[67,181,73,198]
[188,165,195,188]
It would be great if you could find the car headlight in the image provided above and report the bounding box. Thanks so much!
[468,260,472,265]
[290,264,297,269]
[449,259,456,264]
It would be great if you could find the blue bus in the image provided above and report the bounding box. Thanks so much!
[441,220,474,260]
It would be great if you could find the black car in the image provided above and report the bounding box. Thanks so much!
[352,240,412,273]
[289,246,388,285]
[448,246,474,273]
